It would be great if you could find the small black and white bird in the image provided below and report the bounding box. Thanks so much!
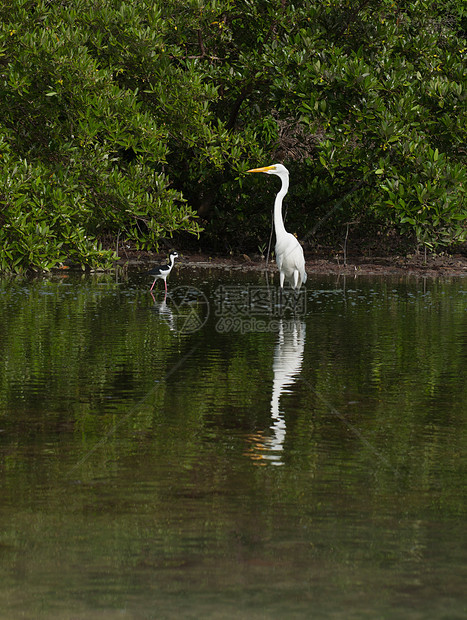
[149,251,178,293]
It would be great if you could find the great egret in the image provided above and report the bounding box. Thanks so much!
[149,251,178,292]
[247,164,307,290]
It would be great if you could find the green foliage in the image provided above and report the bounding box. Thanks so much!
[0,0,465,269]
[0,0,201,272]
[227,0,467,249]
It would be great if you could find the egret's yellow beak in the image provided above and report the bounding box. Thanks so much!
[247,165,276,173]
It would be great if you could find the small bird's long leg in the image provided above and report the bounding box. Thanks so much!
[150,279,157,292]
[164,279,167,293]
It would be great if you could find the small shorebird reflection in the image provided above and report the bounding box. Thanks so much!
[150,291,175,331]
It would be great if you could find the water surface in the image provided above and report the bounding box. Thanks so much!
[0,268,465,618]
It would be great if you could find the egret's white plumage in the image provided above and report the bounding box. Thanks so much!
[247,164,307,290]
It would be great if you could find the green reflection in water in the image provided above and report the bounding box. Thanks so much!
[0,270,465,619]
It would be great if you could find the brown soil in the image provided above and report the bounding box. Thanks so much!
[117,249,467,277]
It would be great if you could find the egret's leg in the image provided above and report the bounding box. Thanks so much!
[293,270,299,290]
[279,271,285,305]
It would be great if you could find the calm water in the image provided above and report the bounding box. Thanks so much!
[0,266,465,619]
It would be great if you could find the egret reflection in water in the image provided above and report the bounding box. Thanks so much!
[249,319,306,465]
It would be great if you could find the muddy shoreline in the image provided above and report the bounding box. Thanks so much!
[117,250,467,277]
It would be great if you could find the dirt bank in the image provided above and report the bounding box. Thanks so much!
[118,249,467,277]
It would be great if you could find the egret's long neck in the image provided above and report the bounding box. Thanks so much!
[274,174,289,238]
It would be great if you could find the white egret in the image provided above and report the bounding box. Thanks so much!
[148,251,178,292]
[247,164,307,290]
